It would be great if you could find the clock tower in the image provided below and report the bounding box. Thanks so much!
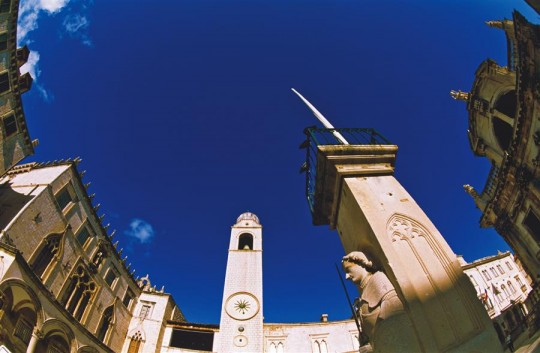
[216,212,264,353]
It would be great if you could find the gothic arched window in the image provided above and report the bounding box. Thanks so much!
[61,266,96,321]
[96,305,114,343]
[238,233,253,250]
[128,332,143,353]
[31,234,61,277]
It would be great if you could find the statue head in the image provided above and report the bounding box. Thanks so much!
[342,251,375,285]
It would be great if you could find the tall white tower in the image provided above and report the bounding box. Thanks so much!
[216,212,263,353]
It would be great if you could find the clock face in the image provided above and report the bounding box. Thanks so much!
[225,292,260,320]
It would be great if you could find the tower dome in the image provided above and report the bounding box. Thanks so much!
[236,212,260,225]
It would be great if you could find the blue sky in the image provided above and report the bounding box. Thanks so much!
[18,0,538,324]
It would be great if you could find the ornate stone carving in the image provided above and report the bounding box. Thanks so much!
[387,215,425,242]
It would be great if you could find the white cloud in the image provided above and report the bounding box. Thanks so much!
[63,13,92,46]
[19,50,40,79]
[17,0,92,100]
[18,0,72,45]
[124,219,155,244]
[41,0,70,13]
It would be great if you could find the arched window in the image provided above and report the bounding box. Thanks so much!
[269,343,277,353]
[238,233,253,250]
[492,117,513,152]
[508,281,516,294]
[501,284,510,297]
[61,266,96,321]
[128,332,143,353]
[46,335,70,353]
[96,305,114,343]
[31,235,61,277]
[277,342,284,353]
[320,340,328,353]
[494,90,517,119]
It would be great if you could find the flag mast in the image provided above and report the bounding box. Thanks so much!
[291,88,349,145]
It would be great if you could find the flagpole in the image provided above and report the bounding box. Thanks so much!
[335,263,362,351]
[291,88,349,145]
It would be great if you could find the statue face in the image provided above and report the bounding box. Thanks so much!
[343,262,369,285]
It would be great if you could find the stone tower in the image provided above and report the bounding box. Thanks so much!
[215,212,264,353]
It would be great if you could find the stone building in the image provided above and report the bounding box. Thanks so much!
[452,10,540,280]
[0,0,35,175]
[459,251,532,341]
[0,161,186,353]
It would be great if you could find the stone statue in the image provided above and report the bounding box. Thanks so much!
[342,252,420,353]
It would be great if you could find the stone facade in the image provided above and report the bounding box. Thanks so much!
[0,161,185,353]
[0,0,34,176]
[460,251,532,342]
[454,10,540,281]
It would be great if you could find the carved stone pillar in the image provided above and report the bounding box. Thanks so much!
[312,145,502,353]
[26,328,43,353]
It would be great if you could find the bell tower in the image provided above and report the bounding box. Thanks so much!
[215,212,263,353]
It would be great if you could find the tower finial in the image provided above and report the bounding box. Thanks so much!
[450,90,470,101]
[485,20,504,29]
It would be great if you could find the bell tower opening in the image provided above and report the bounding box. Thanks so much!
[238,233,253,250]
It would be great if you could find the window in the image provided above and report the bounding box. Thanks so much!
[55,187,74,210]
[128,332,143,353]
[506,261,513,271]
[139,304,152,319]
[31,235,61,277]
[482,270,491,280]
[490,267,498,277]
[61,266,96,321]
[3,114,16,136]
[123,288,135,308]
[76,225,91,247]
[96,305,114,343]
[0,72,9,93]
[515,276,527,292]
[469,275,477,286]
[46,336,69,353]
[312,339,328,353]
[13,316,32,344]
[238,233,253,250]
[104,267,118,287]
[0,0,10,13]
[523,209,540,241]
[0,33,7,51]
[508,281,516,294]
[501,284,510,297]
[497,265,505,275]
[268,342,284,353]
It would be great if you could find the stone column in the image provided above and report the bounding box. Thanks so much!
[311,144,502,353]
[26,328,43,353]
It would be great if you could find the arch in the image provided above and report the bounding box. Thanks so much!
[0,278,43,325]
[41,318,76,345]
[494,90,517,119]
[238,233,253,250]
[77,346,99,353]
[276,342,284,353]
[96,304,115,343]
[127,328,146,342]
[127,331,144,353]
[41,333,71,353]
[492,117,513,152]
[29,227,69,279]
[60,265,97,321]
